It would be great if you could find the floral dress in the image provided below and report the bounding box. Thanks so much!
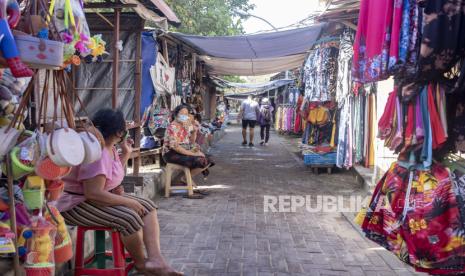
[361,162,465,275]
[352,0,402,83]
[163,121,209,169]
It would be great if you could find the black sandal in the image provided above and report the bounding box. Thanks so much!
[202,169,210,178]
[194,189,210,196]
[183,194,204,199]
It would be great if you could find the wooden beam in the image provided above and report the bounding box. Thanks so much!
[162,38,169,63]
[84,3,137,9]
[341,20,357,30]
[161,34,199,55]
[132,21,144,176]
[112,8,121,109]
[95,12,114,28]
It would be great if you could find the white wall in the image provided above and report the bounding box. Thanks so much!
[372,78,397,185]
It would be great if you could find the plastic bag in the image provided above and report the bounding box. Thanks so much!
[51,0,107,65]
[53,0,90,41]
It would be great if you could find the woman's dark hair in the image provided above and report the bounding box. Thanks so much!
[194,113,202,122]
[171,104,191,121]
[92,109,126,140]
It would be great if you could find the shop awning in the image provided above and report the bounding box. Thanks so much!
[167,24,325,75]
[223,78,295,99]
[215,77,294,91]
[199,54,308,76]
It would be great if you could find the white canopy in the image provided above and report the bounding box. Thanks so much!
[168,24,325,76]
[199,54,308,76]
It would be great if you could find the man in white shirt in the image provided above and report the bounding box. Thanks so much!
[238,96,259,147]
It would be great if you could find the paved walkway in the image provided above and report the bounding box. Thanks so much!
[157,126,423,276]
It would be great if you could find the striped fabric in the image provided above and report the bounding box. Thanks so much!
[61,195,157,236]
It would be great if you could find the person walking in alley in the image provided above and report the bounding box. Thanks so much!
[258,98,274,146]
[238,95,259,147]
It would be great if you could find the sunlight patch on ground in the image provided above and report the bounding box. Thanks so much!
[196,184,232,190]
[231,158,265,161]
[367,247,387,251]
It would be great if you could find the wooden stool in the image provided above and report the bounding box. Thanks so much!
[164,163,194,198]
[74,226,134,276]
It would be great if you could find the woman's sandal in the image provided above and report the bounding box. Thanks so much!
[194,189,210,196]
[201,168,210,178]
[183,194,204,199]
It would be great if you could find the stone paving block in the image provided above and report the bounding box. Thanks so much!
[199,253,216,263]
[395,270,416,276]
[287,262,304,273]
[242,269,257,276]
[211,261,227,273]
[257,239,271,252]
[227,260,242,273]
[272,258,288,273]
[315,269,346,276]
[331,262,348,272]
[345,266,366,276]
[257,273,274,276]
[302,263,333,271]
[365,271,398,276]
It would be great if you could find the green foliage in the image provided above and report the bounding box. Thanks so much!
[222,75,246,83]
[164,0,255,36]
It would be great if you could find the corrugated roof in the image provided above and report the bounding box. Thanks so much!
[144,0,180,25]
[85,0,180,28]
[316,0,360,21]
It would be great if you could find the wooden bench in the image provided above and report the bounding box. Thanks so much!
[127,147,163,175]
[139,147,163,168]
[121,175,144,194]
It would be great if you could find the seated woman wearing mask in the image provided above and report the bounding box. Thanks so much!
[56,109,181,276]
[163,105,211,198]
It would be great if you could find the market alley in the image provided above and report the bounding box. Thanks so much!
[156,126,421,276]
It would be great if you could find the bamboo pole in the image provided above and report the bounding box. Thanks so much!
[112,8,121,109]
[6,155,20,275]
[132,24,143,176]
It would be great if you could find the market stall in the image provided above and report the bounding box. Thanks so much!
[347,0,465,274]
[0,0,116,272]
[0,0,181,274]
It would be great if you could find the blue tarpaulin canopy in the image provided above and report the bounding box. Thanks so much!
[166,24,325,76]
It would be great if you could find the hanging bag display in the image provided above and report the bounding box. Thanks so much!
[148,95,170,136]
[45,71,85,167]
[150,52,175,95]
[0,77,35,158]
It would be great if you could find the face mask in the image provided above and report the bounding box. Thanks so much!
[177,114,189,122]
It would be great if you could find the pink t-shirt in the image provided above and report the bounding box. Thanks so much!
[55,147,125,212]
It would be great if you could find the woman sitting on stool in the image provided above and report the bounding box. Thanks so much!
[163,105,212,198]
[56,109,181,276]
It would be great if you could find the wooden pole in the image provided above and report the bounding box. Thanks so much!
[6,155,20,275]
[133,23,144,176]
[112,8,121,109]
[162,39,169,63]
